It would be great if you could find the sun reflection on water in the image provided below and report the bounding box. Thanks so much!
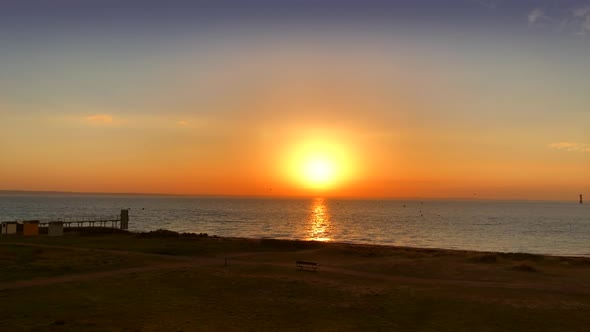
[307,198,332,242]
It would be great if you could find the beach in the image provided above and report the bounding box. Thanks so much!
[1,230,589,331]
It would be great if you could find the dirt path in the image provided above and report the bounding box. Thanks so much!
[0,241,193,261]
[0,241,227,291]
[0,257,221,291]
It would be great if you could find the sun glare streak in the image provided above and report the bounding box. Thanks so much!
[307,198,332,241]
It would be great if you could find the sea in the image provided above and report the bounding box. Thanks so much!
[1,194,588,257]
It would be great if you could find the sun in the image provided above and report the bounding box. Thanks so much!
[302,155,336,187]
[285,139,355,191]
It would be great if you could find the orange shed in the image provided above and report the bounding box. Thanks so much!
[23,221,39,236]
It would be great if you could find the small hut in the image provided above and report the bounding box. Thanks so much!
[1,222,18,235]
[23,221,39,236]
[48,222,64,236]
[120,209,129,230]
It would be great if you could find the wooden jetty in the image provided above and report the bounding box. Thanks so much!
[1,209,129,233]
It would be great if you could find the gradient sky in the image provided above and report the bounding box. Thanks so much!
[1,0,589,199]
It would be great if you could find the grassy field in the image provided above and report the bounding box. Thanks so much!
[1,231,589,331]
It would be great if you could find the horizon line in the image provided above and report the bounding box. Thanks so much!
[0,189,578,203]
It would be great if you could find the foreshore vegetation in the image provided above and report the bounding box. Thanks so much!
[1,229,589,331]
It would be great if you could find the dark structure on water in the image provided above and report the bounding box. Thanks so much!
[581,194,583,204]
[1,209,129,236]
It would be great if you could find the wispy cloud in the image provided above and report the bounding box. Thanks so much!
[573,6,590,18]
[176,118,209,129]
[548,142,590,152]
[528,4,590,36]
[568,5,590,35]
[528,8,547,24]
[85,114,114,125]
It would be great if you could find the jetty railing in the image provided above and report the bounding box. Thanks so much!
[1,209,129,230]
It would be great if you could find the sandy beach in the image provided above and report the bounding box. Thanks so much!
[1,230,589,331]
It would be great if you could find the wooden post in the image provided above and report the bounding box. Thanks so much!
[120,209,129,230]
[580,194,583,204]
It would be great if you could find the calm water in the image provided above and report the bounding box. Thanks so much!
[1,194,588,257]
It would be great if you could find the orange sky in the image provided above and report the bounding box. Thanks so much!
[1,97,587,200]
[1,6,589,200]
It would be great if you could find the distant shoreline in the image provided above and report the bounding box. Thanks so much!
[0,190,575,203]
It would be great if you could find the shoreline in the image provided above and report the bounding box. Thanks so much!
[221,235,590,260]
[4,225,589,259]
[241,236,590,259]
[133,228,590,259]
[31,226,590,260]
[7,225,590,259]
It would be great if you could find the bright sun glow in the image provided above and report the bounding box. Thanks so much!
[303,156,336,186]
[284,139,356,191]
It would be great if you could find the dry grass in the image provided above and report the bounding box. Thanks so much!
[0,244,166,283]
[1,233,590,331]
[510,261,539,273]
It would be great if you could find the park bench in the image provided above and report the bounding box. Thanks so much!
[296,260,319,271]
